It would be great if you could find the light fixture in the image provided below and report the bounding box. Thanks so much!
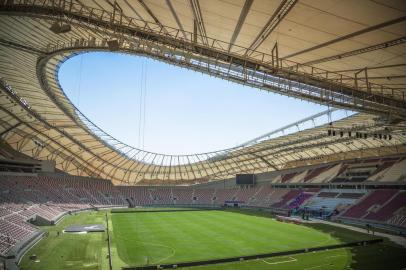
[49,21,71,34]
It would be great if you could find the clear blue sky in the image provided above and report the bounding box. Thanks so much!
[59,52,328,154]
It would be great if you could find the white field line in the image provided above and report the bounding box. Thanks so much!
[132,240,176,264]
[304,263,332,270]
[261,248,348,268]
[316,231,333,246]
[153,246,176,264]
[262,256,297,265]
[325,254,347,259]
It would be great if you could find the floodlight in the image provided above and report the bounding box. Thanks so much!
[49,21,71,34]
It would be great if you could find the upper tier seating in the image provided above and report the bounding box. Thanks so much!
[308,164,343,183]
[281,172,297,183]
[367,161,398,181]
[288,170,308,183]
[303,166,331,182]
[375,159,406,182]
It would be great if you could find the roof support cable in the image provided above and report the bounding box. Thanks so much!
[138,58,144,148]
[142,58,148,149]
[76,54,83,108]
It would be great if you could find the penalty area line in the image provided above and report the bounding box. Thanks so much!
[262,256,297,265]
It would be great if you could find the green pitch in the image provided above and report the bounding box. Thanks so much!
[20,209,406,270]
[110,207,206,213]
[112,210,341,265]
[20,211,109,270]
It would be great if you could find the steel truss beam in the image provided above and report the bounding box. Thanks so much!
[229,0,253,51]
[239,108,339,147]
[55,40,406,118]
[304,37,406,66]
[0,79,117,177]
[189,0,208,45]
[0,122,22,137]
[283,16,406,59]
[166,0,187,40]
[22,37,406,182]
[0,2,405,118]
[247,0,297,53]
[136,0,168,35]
[0,96,98,177]
[0,37,45,55]
[1,2,405,119]
[5,69,398,183]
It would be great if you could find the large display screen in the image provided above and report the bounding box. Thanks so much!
[236,174,256,185]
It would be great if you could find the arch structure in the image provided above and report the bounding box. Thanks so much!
[0,0,405,185]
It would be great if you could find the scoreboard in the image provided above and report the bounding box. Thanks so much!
[236,174,256,185]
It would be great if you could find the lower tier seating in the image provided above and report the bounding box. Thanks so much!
[0,174,405,257]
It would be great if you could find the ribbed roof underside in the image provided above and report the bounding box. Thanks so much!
[0,0,405,185]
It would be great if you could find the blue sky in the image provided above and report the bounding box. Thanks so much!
[59,52,327,154]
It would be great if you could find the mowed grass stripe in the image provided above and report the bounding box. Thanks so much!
[20,209,406,270]
[112,210,339,266]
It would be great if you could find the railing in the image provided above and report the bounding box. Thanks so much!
[1,0,405,109]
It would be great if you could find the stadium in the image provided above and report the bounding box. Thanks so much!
[0,0,406,269]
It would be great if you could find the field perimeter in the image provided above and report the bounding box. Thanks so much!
[21,209,406,270]
[112,210,342,266]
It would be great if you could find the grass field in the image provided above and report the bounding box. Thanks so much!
[110,207,206,213]
[20,211,109,270]
[112,210,344,265]
[20,208,406,270]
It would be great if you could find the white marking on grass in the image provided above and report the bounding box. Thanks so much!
[304,263,332,270]
[325,254,347,259]
[299,226,335,247]
[262,256,297,265]
[133,240,176,264]
[153,245,176,264]
[316,231,332,246]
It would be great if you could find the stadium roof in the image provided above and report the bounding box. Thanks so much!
[0,0,405,184]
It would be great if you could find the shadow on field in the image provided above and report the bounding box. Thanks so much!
[347,241,406,270]
[304,223,406,270]
[232,209,406,270]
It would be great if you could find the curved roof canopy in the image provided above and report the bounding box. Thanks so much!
[0,0,405,185]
